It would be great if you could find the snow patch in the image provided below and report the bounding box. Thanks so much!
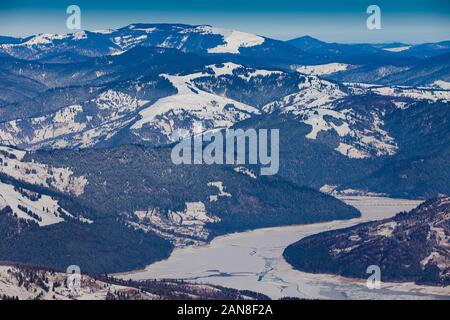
[335,143,369,159]
[130,202,221,247]
[127,25,157,33]
[383,46,411,52]
[92,29,114,34]
[234,166,257,179]
[296,63,350,76]
[372,221,397,237]
[0,265,156,300]
[131,72,259,139]
[431,80,450,90]
[113,34,148,50]
[0,147,87,196]
[22,33,69,46]
[346,83,450,102]
[0,181,79,226]
[208,181,232,202]
[72,31,87,40]
[207,62,242,76]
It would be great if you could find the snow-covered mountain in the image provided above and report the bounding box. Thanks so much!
[0,61,271,149]
[288,35,450,61]
[0,264,267,300]
[0,146,86,195]
[263,75,450,159]
[0,23,449,277]
[130,64,260,145]
[0,24,271,61]
[1,45,448,155]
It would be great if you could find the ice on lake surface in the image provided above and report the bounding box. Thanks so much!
[118,197,450,300]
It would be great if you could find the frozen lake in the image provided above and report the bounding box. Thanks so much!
[118,197,450,300]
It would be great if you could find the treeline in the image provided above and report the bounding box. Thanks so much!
[1,295,19,300]
[99,275,270,300]
[18,204,42,222]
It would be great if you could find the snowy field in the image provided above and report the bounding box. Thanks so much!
[118,197,450,300]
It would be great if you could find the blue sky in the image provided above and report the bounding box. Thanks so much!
[0,0,449,43]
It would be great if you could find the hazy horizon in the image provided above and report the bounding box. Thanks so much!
[0,0,449,44]
[1,21,450,46]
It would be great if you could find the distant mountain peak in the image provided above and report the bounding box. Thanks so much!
[290,35,323,42]
[286,35,328,52]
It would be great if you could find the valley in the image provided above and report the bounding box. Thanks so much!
[0,20,449,299]
[117,196,449,299]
